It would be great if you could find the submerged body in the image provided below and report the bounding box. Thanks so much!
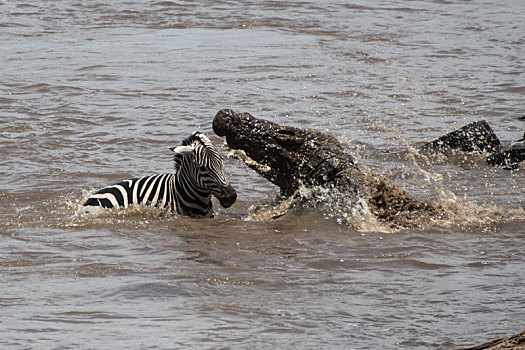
[84,132,236,218]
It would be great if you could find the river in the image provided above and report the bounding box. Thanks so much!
[1,1,524,348]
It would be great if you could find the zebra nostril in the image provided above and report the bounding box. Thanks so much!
[218,185,237,208]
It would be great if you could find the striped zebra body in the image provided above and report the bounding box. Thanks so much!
[84,174,178,212]
[83,132,236,218]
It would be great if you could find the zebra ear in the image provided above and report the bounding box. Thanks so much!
[169,145,194,156]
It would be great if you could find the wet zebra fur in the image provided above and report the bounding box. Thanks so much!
[83,132,237,218]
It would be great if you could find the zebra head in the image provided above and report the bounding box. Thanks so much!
[170,132,237,208]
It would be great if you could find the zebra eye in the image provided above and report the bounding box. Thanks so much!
[199,165,207,172]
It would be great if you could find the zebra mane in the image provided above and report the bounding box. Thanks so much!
[181,131,214,148]
[173,132,214,171]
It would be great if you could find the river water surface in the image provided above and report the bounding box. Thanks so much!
[1,1,524,349]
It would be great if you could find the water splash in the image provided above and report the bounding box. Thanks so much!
[358,121,523,232]
[247,184,393,232]
[35,189,175,230]
[248,121,523,233]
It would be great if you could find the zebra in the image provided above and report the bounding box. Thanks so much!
[83,132,237,218]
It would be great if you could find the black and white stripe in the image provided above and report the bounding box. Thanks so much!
[84,132,237,218]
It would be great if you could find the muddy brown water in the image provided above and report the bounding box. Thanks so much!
[1,1,524,349]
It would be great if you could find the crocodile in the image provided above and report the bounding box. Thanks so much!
[213,109,437,229]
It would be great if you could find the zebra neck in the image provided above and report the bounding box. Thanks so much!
[173,169,213,217]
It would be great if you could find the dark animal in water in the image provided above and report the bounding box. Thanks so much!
[213,109,436,229]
